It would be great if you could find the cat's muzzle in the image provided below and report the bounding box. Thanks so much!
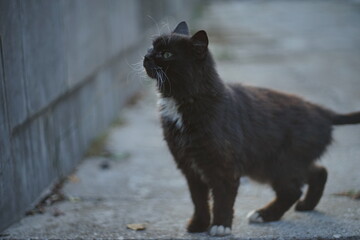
[143,55,157,79]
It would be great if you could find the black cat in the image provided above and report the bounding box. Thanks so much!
[143,21,360,236]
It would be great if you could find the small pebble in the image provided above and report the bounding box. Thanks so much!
[100,161,110,169]
[53,208,65,217]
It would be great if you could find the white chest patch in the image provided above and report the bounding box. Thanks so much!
[157,97,183,129]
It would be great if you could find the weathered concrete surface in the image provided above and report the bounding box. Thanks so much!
[2,0,360,239]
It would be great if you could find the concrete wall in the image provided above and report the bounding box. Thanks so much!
[0,0,199,231]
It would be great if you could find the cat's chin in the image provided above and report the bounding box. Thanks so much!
[143,59,157,79]
[144,69,157,79]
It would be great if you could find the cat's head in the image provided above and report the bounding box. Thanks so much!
[143,21,213,97]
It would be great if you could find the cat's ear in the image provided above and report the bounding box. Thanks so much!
[191,30,209,58]
[173,21,189,35]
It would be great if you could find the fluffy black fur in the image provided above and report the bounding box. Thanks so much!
[143,21,360,236]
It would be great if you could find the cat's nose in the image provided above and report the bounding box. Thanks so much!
[144,48,153,61]
[144,52,154,63]
[143,54,152,68]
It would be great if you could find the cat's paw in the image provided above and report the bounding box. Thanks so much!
[247,209,284,223]
[209,225,231,236]
[246,210,264,223]
[187,216,210,233]
[294,201,315,212]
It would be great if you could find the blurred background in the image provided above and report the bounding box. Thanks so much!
[1,0,360,238]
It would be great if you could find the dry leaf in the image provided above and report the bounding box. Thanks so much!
[114,152,131,161]
[126,223,146,231]
[68,196,82,202]
[68,175,80,183]
[334,190,360,200]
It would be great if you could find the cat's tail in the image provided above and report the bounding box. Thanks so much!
[332,111,360,125]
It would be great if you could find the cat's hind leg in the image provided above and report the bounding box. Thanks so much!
[247,179,302,223]
[295,164,327,211]
[184,171,211,233]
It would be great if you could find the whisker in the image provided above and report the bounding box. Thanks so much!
[157,71,164,92]
[160,19,171,35]
[147,15,169,46]
[160,71,166,93]
[159,71,165,92]
[147,15,161,36]
[125,58,148,84]
[160,67,171,95]
[163,18,171,33]
[155,70,160,90]
[126,58,142,71]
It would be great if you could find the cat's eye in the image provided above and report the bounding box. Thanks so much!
[163,52,173,59]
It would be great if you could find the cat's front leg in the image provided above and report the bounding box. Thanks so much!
[209,176,240,236]
[184,171,211,233]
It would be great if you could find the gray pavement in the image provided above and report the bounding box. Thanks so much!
[2,1,360,239]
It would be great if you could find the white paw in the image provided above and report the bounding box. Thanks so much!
[247,210,264,223]
[209,225,231,236]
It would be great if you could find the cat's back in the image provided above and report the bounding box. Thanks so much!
[227,83,332,124]
[227,82,333,152]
